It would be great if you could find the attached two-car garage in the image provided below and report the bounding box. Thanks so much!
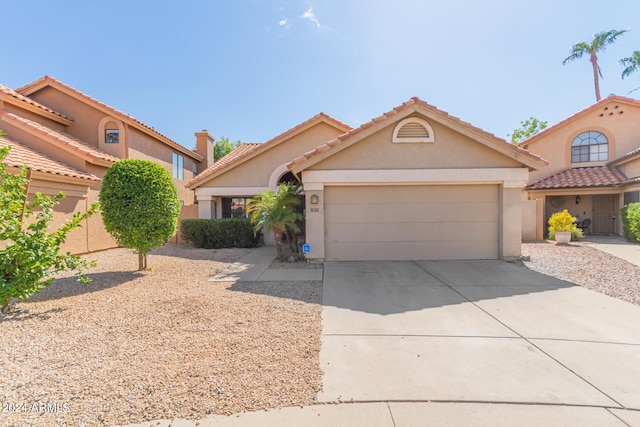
[323,185,500,261]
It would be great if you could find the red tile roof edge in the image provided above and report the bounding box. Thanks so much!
[186,113,352,189]
[0,83,73,122]
[520,95,640,148]
[608,147,640,167]
[288,97,547,170]
[0,135,100,182]
[0,110,119,164]
[526,166,628,190]
[16,76,203,161]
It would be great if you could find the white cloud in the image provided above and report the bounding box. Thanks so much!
[301,7,320,28]
[279,19,288,27]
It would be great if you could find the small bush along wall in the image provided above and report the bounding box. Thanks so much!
[180,218,260,249]
[621,202,640,243]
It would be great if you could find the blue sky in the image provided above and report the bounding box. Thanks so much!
[2,0,640,148]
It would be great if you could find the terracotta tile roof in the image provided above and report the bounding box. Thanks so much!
[608,147,640,167]
[0,135,100,182]
[187,112,352,189]
[288,97,547,171]
[197,142,261,177]
[0,110,119,164]
[0,83,73,123]
[526,166,628,190]
[520,95,640,148]
[16,76,203,161]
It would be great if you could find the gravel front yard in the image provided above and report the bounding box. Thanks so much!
[522,240,640,306]
[1,244,322,427]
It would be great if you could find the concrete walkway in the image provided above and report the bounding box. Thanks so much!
[209,245,322,282]
[582,235,640,267]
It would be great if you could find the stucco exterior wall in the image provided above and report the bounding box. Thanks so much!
[309,118,522,171]
[201,122,346,188]
[527,101,640,183]
[27,86,106,147]
[127,127,196,205]
[619,158,640,179]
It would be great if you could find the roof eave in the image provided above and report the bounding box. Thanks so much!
[18,76,204,162]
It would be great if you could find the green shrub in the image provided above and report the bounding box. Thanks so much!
[548,228,583,241]
[180,218,259,249]
[100,159,181,270]
[621,202,640,242]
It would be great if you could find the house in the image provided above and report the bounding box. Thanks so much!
[188,97,547,261]
[0,77,213,254]
[521,95,640,236]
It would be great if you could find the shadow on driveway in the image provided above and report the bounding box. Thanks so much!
[321,260,575,315]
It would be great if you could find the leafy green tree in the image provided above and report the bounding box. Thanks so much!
[214,137,242,162]
[509,117,548,145]
[562,29,628,101]
[100,159,181,270]
[0,143,98,313]
[247,183,302,260]
[620,51,640,93]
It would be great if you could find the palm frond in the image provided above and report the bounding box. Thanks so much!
[620,51,640,79]
[562,42,588,64]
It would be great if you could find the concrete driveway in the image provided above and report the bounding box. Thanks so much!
[319,260,640,419]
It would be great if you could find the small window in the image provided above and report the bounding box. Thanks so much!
[172,152,184,180]
[105,129,119,144]
[392,117,435,143]
[222,197,250,218]
[571,131,608,163]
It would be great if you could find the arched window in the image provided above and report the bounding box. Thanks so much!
[571,131,608,163]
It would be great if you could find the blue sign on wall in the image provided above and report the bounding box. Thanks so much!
[302,243,310,253]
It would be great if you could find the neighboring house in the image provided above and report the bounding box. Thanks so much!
[0,77,212,254]
[522,95,640,236]
[187,112,352,220]
[188,97,546,261]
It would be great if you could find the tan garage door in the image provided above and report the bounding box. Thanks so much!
[324,185,499,260]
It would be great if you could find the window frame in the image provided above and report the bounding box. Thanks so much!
[571,131,609,163]
[105,129,119,144]
[172,152,184,180]
[222,197,251,218]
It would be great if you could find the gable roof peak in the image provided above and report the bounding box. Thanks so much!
[16,75,203,161]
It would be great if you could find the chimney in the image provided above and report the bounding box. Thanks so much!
[195,130,214,171]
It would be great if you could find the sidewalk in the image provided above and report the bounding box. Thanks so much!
[115,401,639,426]
[582,235,640,267]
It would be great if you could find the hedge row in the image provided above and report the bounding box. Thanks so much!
[180,218,259,249]
[621,202,640,243]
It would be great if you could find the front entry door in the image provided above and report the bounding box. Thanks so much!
[592,195,618,234]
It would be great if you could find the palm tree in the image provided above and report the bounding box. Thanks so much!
[562,29,628,101]
[247,183,302,260]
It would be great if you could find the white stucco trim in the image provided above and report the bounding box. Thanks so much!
[268,162,292,188]
[195,186,276,197]
[302,168,529,185]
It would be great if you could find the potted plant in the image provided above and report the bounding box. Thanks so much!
[548,209,577,244]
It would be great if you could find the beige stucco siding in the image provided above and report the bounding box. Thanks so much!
[324,185,499,261]
[1,102,67,132]
[309,120,522,171]
[127,128,196,204]
[27,86,106,147]
[619,158,640,179]
[527,102,640,183]
[201,122,346,188]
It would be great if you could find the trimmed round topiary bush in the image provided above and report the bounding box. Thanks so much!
[100,159,181,270]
